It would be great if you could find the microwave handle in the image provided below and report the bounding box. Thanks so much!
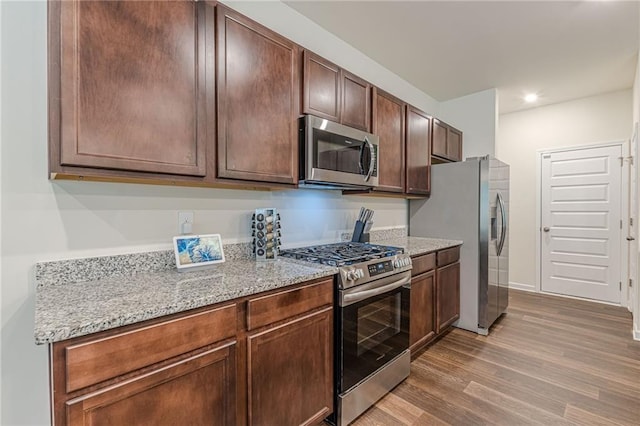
[358,141,365,175]
[364,137,376,182]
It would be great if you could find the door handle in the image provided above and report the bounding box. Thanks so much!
[627,236,635,241]
[497,193,506,256]
[543,227,550,232]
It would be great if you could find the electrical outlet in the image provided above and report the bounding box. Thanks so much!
[178,211,194,235]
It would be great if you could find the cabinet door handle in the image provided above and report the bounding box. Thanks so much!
[543,227,550,232]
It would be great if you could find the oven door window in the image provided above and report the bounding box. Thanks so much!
[339,285,409,392]
[313,128,370,175]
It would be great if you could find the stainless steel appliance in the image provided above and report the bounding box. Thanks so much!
[299,115,379,189]
[280,242,411,425]
[409,155,509,335]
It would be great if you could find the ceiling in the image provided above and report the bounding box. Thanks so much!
[284,1,639,114]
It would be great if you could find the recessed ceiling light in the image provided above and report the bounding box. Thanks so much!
[524,93,538,103]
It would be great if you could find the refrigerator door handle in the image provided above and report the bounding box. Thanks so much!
[497,192,507,256]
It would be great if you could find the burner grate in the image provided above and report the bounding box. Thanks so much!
[280,242,403,266]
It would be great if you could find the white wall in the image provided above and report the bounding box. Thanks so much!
[633,48,640,339]
[438,88,498,158]
[497,90,633,291]
[0,1,445,424]
[0,0,3,421]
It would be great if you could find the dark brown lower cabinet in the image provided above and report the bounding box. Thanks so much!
[65,344,236,425]
[436,261,461,333]
[50,278,334,426]
[409,270,435,353]
[409,248,460,356]
[247,307,333,426]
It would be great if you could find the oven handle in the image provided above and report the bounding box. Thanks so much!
[341,273,411,306]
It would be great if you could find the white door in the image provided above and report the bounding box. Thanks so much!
[628,126,637,310]
[541,145,622,303]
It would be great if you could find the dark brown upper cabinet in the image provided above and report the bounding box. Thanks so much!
[303,51,341,122]
[432,119,463,162]
[303,51,371,132]
[217,5,300,185]
[50,0,212,178]
[372,88,405,193]
[405,106,432,196]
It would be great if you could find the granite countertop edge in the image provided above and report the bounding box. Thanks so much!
[34,235,461,345]
[376,236,463,256]
[34,259,338,345]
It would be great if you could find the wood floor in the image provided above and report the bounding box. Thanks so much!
[352,289,640,426]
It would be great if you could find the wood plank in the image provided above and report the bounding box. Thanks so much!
[463,381,573,425]
[374,393,424,425]
[564,404,626,426]
[351,289,640,426]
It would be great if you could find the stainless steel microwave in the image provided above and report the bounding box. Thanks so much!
[299,115,379,189]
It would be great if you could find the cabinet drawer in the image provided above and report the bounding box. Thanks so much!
[411,253,436,277]
[247,278,333,331]
[437,246,460,267]
[65,304,237,393]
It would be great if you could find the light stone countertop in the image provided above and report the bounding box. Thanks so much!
[34,231,461,345]
[375,236,463,257]
[34,258,337,345]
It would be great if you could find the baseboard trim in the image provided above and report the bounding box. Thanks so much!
[509,281,536,292]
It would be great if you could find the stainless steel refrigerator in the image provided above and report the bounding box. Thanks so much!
[409,156,509,335]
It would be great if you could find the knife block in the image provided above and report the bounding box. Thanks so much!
[351,220,371,243]
[252,208,281,261]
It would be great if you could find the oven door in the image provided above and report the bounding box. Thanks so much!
[338,271,410,393]
[303,115,379,188]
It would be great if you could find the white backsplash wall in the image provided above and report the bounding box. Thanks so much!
[0,2,414,424]
[46,181,407,254]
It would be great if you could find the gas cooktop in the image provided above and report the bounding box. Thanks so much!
[279,242,404,267]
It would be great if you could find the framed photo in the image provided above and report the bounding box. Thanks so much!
[173,234,225,271]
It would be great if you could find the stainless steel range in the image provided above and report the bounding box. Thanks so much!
[281,242,412,425]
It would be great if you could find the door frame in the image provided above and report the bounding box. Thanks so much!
[535,140,630,307]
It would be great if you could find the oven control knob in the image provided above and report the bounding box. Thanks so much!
[346,270,358,281]
[393,259,400,268]
[355,269,364,279]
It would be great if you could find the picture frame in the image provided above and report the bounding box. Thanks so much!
[173,234,225,271]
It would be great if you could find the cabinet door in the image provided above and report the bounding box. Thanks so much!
[303,51,341,122]
[436,261,460,333]
[57,1,208,176]
[410,270,435,353]
[448,127,463,161]
[405,106,431,195]
[432,119,448,159]
[247,307,333,426]
[372,88,405,193]
[217,5,300,184]
[341,70,371,131]
[66,343,236,426]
